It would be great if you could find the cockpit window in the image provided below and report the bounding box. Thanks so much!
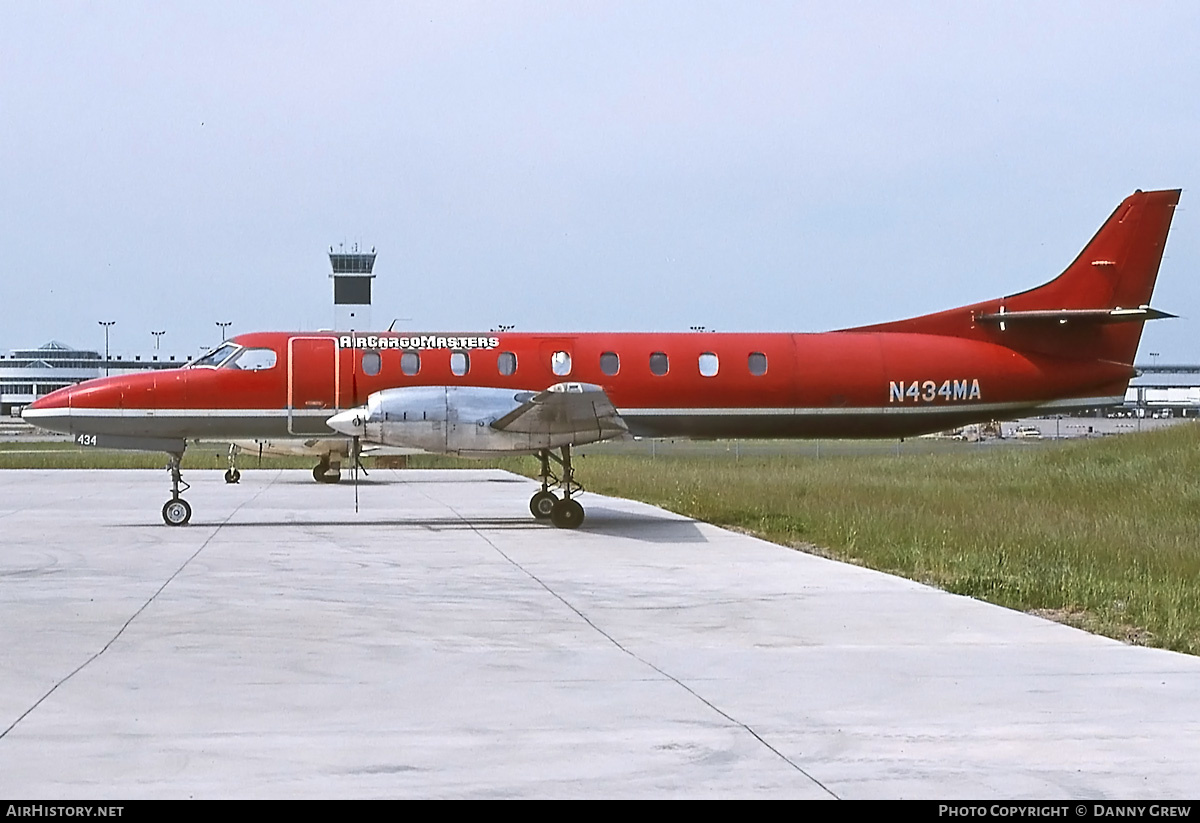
[226,348,278,371]
[189,343,240,368]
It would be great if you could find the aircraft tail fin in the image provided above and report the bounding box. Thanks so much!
[1002,187,1180,318]
[849,188,1181,365]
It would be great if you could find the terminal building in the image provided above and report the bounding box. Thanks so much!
[0,342,100,416]
[1124,365,1200,414]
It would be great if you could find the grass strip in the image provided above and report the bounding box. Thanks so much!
[565,427,1200,655]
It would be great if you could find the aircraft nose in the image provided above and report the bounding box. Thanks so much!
[26,392,64,412]
[327,407,368,437]
[21,385,74,432]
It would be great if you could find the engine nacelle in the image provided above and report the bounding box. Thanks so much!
[336,384,625,456]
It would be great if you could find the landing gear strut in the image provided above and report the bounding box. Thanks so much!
[530,450,557,519]
[161,452,192,526]
[224,443,241,484]
[313,454,342,484]
[529,445,585,529]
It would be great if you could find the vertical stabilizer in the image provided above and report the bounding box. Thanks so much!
[1004,188,1179,314]
[847,189,1181,366]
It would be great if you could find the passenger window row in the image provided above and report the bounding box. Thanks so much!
[363,349,768,378]
[556,350,768,378]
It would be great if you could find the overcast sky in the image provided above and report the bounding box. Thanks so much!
[3,2,1198,360]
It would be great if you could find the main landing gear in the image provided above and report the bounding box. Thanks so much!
[313,454,342,484]
[530,445,585,529]
[162,452,192,526]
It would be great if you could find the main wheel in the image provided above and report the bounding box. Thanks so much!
[550,498,585,529]
[162,498,192,526]
[224,468,241,484]
[530,491,558,519]
[313,466,342,483]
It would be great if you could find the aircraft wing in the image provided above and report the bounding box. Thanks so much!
[490,382,628,440]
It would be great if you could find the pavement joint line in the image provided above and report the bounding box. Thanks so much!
[0,469,282,741]
[434,478,840,799]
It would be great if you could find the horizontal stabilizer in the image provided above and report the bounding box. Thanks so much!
[974,306,1176,327]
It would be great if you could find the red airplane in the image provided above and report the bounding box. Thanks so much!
[23,188,1181,528]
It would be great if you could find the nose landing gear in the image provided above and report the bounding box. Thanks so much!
[162,453,192,526]
[224,444,241,484]
[529,445,585,529]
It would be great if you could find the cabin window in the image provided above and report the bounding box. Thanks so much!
[600,351,620,376]
[401,350,420,376]
[698,352,718,377]
[649,352,669,376]
[497,351,517,376]
[450,351,470,376]
[748,352,767,376]
[551,350,572,376]
[361,350,382,376]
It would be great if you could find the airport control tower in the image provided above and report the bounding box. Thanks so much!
[329,244,376,331]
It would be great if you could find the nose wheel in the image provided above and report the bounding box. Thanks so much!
[531,446,585,528]
[162,453,192,526]
[162,498,192,526]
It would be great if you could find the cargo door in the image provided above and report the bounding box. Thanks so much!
[287,336,341,434]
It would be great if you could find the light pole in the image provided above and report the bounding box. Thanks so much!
[151,330,165,351]
[98,321,115,376]
[215,321,232,342]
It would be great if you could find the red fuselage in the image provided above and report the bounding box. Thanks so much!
[23,188,1179,447]
[24,327,1132,442]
